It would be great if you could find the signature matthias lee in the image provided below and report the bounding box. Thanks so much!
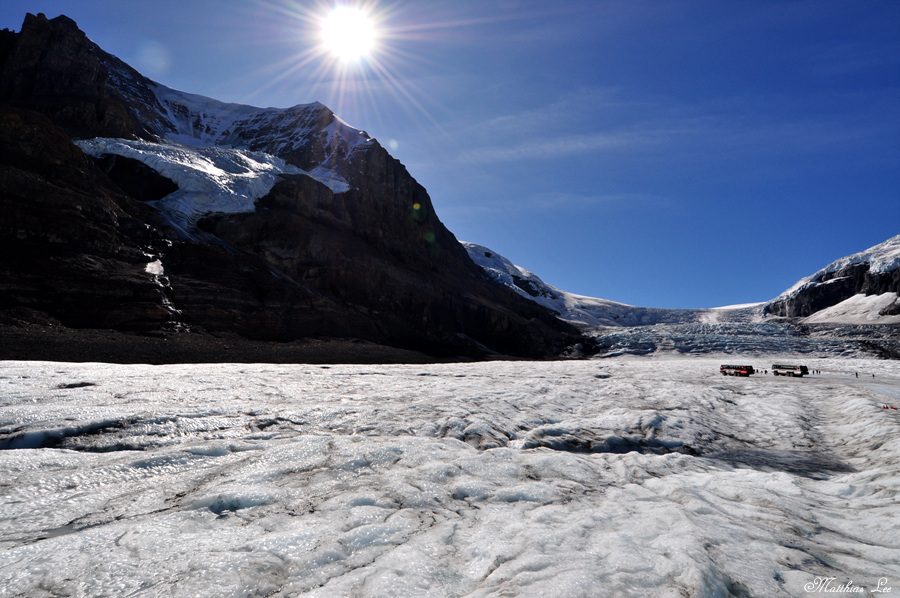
[804,577,892,593]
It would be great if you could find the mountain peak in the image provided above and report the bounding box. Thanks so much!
[22,12,79,31]
[0,12,155,139]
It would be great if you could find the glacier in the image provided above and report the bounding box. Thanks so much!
[463,240,900,329]
[75,138,350,236]
[1,357,898,596]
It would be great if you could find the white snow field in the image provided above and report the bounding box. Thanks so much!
[1,357,898,597]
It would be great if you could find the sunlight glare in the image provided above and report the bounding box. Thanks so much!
[321,6,376,62]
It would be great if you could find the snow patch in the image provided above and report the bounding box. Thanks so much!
[144,260,164,276]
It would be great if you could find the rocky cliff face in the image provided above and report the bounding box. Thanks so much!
[0,13,584,359]
[765,264,900,318]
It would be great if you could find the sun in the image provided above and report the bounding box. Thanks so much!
[320,6,377,62]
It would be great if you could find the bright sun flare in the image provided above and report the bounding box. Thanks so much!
[320,6,377,62]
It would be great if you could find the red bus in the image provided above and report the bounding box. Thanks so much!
[720,365,755,377]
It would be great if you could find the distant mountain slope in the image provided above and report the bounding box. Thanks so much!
[765,235,900,324]
[463,241,899,358]
[462,242,763,328]
[465,235,900,330]
[0,13,585,360]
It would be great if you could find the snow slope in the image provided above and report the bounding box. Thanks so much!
[804,293,900,325]
[1,358,898,597]
[75,108,364,236]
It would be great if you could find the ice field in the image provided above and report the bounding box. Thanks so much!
[1,357,898,597]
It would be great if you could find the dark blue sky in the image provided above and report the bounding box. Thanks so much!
[3,1,898,308]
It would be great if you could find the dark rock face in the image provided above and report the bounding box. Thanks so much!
[91,154,179,202]
[197,170,579,356]
[765,263,900,318]
[881,300,900,317]
[0,13,586,359]
[0,105,169,331]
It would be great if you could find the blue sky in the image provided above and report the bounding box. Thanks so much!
[3,1,898,308]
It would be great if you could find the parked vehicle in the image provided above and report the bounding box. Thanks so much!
[720,365,755,377]
[772,364,809,377]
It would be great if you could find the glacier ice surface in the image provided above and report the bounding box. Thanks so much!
[1,357,898,596]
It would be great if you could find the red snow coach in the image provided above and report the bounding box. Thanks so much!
[720,365,755,377]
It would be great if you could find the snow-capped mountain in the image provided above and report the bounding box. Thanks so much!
[9,12,373,236]
[130,80,372,182]
[1,13,373,179]
[766,235,900,324]
[0,12,895,362]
